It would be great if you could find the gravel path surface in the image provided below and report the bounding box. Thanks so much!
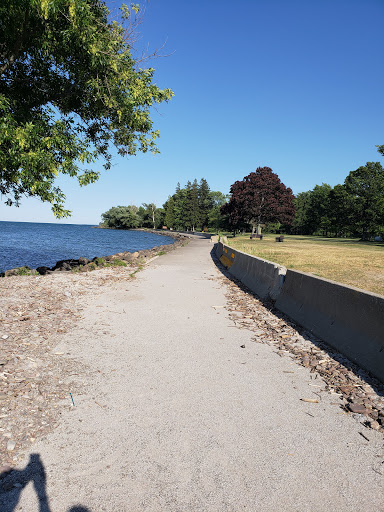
[1,236,383,511]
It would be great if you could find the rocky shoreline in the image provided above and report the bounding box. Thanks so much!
[1,231,189,277]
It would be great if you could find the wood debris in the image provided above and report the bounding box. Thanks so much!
[214,255,384,435]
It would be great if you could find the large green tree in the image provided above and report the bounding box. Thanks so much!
[328,184,354,237]
[197,178,213,230]
[0,0,173,216]
[306,183,332,236]
[101,205,140,229]
[208,190,228,232]
[141,202,161,229]
[344,162,384,239]
[291,190,312,235]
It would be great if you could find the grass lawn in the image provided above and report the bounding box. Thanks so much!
[225,234,384,296]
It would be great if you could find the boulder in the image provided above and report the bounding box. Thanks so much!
[78,257,91,265]
[36,266,52,275]
[52,259,79,271]
[5,266,31,276]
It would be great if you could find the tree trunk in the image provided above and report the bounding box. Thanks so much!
[361,227,369,241]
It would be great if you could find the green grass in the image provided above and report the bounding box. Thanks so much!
[111,259,127,267]
[20,267,38,276]
[226,234,384,296]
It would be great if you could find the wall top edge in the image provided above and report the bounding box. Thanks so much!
[220,242,287,274]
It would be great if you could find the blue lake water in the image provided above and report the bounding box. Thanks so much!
[0,221,174,272]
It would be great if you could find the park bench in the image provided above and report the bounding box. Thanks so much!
[275,235,284,242]
[250,234,263,240]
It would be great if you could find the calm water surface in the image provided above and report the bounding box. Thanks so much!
[0,221,174,272]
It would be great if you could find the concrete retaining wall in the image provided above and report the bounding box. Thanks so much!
[215,242,286,301]
[215,241,384,382]
[275,270,384,382]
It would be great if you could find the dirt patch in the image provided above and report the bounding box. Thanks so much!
[0,265,141,470]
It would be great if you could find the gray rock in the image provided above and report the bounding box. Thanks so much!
[78,257,91,265]
[4,266,31,277]
[349,403,369,415]
[6,440,16,451]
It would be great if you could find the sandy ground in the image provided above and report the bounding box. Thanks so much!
[1,236,383,511]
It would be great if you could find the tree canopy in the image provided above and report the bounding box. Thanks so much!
[290,162,384,239]
[163,179,216,231]
[221,167,296,233]
[344,162,384,239]
[101,205,140,229]
[0,0,173,217]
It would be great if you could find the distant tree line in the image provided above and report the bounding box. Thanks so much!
[101,156,384,240]
[292,161,384,240]
[101,203,164,230]
[163,178,227,231]
[100,178,228,231]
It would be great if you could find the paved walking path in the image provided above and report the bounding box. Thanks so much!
[2,236,383,511]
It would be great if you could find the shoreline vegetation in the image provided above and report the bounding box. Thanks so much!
[1,229,189,278]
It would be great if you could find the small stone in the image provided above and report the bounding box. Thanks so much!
[349,403,368,415]
[240,344,245,348]
[7,440,16,451]
[339,386,353,395]
[369,420,380,430]
[302,355,310,367]
[1,335,8,340]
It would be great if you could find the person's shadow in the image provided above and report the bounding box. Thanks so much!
[0,454,91,512]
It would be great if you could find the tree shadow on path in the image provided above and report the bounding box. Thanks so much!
[0,453,91,512]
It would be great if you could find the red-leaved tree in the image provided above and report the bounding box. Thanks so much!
[221,167,296,233]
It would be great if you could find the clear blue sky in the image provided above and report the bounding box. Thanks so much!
[1,0,384,225]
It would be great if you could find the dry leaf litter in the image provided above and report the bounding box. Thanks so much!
[213,257,384,437]
[0,236,188,476]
